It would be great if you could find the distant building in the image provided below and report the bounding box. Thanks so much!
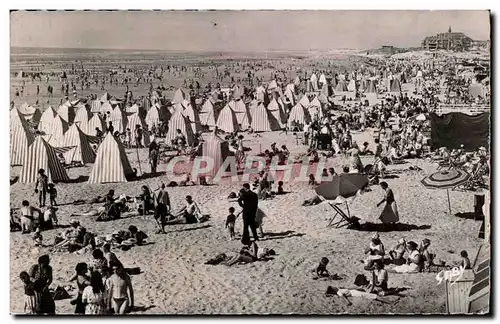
[421,26,473,51]
[380,45,395,55]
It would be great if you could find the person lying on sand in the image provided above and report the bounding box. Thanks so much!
[53,220,95,252]
[204,241,276,266]
[302,195,322,207]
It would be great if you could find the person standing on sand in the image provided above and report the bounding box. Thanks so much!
[377,182,399,224]
[155,183,171,233]
[34,169,49,207]
[107,263,134,315]
[29,255,56,314]
[238,183,259,243]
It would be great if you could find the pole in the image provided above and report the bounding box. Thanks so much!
[345,201,351,218]
[446,188,452,214]
[135,137,143,176]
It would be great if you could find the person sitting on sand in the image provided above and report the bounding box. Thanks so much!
[369,260,389,296]
[364,233,385,270]
[315,257,330,278]
[360,142,374,155]
[103,243,123,269]
[173,129,186,155]
[174,195,202,224]
[107,262,134,315]
[41,206,58,230]
[419,238,434,271]
[276,181,285,195]
[137,186,154,215]
[388,238,407,264]
[390,241,422,273]
[127,226,148,246]
[20,200,42,234]
[308,174,317,186]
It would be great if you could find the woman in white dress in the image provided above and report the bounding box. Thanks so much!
[81,271,107,315]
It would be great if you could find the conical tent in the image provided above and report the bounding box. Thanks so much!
[336,80,349,92]
[47,115,69,147]
[200,134,232,177]
[57,103,76,123]
[10,108,35,166]
[74,106,91,128]
[199,99,217,126]
[182,102,202,134]
[294,76,301,86]
[85,113,106,136]
[284,85,295,106]
[39,106,58,134]
[389,78,401,93]
[216,104,239,133]
[145,106,161,129]
[347,79,357,92]
[109,107,128,133]
[232,85,245,100]
[156,103,172,122]
[267,98,287,128]
[298,94,310,107]
[166,111,195,146]
[308,96,324,119]
[100,102,114,114]
[267,80,278,91]
[287,103,312,128]
[88,133,134,184]
[91,100,102,113]
[100,92,111,102]
[319,74,327,85]
[229,100,251,129]
[310,74,319,91]
[172,88,187,104]
[19,137,70,183]
[127,113,151,147]
[63,124,96,164]
[251,103,280,132]
[365,79,377,93]
[126,103,144,116]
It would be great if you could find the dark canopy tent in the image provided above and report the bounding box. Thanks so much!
[429,112,490,150]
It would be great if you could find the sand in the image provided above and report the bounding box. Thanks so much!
[9,51,485,314]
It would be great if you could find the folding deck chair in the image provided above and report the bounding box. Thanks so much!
[322,199,353,228]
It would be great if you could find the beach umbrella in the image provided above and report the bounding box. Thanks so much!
[315,174,369,201]
[421,169,470,214]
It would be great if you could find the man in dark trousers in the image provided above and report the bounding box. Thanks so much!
[238,183,259,243]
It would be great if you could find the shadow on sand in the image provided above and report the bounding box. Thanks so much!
[262,230,305,241]
[454,212,484,221]
[167,224,212,234]
[355,222,431,232]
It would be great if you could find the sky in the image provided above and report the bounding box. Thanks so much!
[10,10,491,51]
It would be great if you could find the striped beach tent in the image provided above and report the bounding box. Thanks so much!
[229,99,251,129]
[200,134,232,177]
[127,113,151,147]
[251,103,280,132]
[165,110,194,146]
[156,103,172,122]
[284,84,295,106]
[88,133,134,184]
[182,101,202,134]
[298,94,310,107]
[57,103,76,124]
[91,99,102,113]
[19,137,70,183]
[10,108,35,166]
[38,106,58,134]
[267,80,278,92]
[142,96,151,111]
[100,102,114,114]
[319,74,327,85]
[310,74,319,91]
[46,115,69,147]
[216,104,239,133]
[199,98,217,127]
[100,92,111,102]
[109,107,128,133]
[172,88,188,104]
[232,84,245,100]
[347,79,357,92]
[126,103,145,117]
[145,106,161,129]
[287,103,312,128]
[63,124,96,164]
[74,106,92,128]
[308,96,325,119]
[267,98,286,128]
[365,79,378,93]
[389,78,402,93]
[84,113,106,136]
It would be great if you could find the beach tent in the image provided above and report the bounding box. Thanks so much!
[63,124,96,164]
[88,133,134,184]
[10,108,35,166]
[310,74,319,91]
[429,112,489,150]
[109,107,128,133]
[126,103,145,116]
[389,78,402,93]
[232,85,245,100]
[216,104,239,133]
[336,80,349,92]
[229,99,251,129]
[267,98,287,128]
[90,100,102,113]
[84,113,106,136]
[57,103,76,124]
[165,110,195,146]
[46,115,69,147]
[294,76,301,86]
[251,103,280,132]
[287,103,312,128]
[100,92,111,102]
[309,96,324,119]
[172,88,188,104]
[200,134,233,177]
[74,106,92,127]
[284,84,296,106]
[145,106,161,129]
[19,137,70,183]
[319,74,327,85]
[298,94,310,107]
[127,113,151,147]
[100,102,114,114]
[142,97,152,111]
[267,80,278,91]
[199,99,217,127]
[347,79,357,92]
[38,106,58,134]
[182,101,202,134]
[321,82,333,97]
[365,79,378,93]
